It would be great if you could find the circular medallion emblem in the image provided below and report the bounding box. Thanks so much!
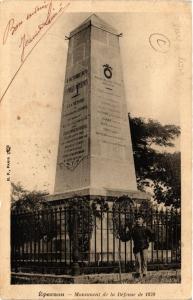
[103,64,112,79]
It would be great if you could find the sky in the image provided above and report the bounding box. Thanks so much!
[1,5,188,193]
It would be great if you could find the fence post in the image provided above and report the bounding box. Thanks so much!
[71,206,80,276]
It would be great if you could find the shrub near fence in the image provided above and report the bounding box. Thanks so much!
[11,202,181,275]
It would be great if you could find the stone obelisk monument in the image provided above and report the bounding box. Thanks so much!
[51,14,148,201]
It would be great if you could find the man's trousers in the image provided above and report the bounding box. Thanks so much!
[134,248,148,275]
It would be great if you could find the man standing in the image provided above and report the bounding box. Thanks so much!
[131,214,154,278]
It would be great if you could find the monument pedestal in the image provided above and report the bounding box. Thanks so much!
[46,188,150,266]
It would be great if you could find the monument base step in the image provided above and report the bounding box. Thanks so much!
[46,187,150,204]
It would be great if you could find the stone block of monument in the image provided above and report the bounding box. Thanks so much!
[47,14,149,202]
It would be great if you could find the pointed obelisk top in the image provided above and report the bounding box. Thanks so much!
[69,14,119,38]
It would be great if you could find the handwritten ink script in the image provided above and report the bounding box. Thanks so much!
[149,33,170,53]
[1,0,70,103]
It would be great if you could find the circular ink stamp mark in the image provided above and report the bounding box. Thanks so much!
[149,33,170,53]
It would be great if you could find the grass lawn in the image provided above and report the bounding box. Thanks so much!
[119,270,181,284]
[11,270,181,284]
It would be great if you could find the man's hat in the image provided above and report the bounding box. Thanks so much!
[135,213,144,219]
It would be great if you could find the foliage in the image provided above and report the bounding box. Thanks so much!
[91,197,110,218]
[129,117,180,149]
[66,197,94,260]
[150,152,181,207]
[11,182,52,243]
[112,196,134,241]
[11,210,57,244]
[11,182,49,212]
[129,116,181,208]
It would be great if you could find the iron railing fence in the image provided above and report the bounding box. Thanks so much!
[11,204,181,274]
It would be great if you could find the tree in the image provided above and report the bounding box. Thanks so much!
[11,182,49,211]
[150,152,180,207]
[11,183,53,243]
[129,115,181,208]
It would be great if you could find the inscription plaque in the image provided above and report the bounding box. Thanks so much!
[58,69,89,170]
